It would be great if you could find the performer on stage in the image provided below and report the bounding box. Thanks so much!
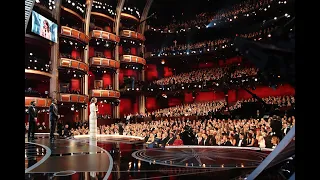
[28,101,38,141]
[89,97,98,140]
[49,98,59,140]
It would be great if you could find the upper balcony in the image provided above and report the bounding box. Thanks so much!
[121,55,146,66]
[58,93,89,104]
[90,30,120,43]
[121,6,141,22]
[59,58,89,74]
[60,26,89,45]
[120,30,145,42]
[25,97,52,108]
[90,57,120,69]
[91,89,120,99]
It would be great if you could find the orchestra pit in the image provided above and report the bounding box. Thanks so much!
[25,0,295,179]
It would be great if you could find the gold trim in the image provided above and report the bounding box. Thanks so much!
[90,57,120,69]
[90,89,121,98]
[59,58,89,73]
[120,29,145,41]
[61,6,85,22]
[58,93,89,103]
[25,69,53,78]
[121,13,140,22]
[91,12,115,22]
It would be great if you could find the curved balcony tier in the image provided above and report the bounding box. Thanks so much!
[25,97,52,107]
[121,55,146,66]
[91,30,120,43]
[25,69,52,78]
[61,6,85,22]
[90,57,120,69]
[60,26,89,44]
[59,58,89,73]
[120,30,145,41]
[121,13,139,22]
[58,93,89,104]
[91,12,115,22]
[91,90,120,99]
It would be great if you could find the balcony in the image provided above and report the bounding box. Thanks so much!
[60,26,89,44]
[121,13,139,22]
[91,30,120,43]
[25,69,52,78]
[58,93,89,104]
[91,90,120,99]
[121,55,146,66]
[120,30,145,42]
[59,58,89,73]
[90,57,120,69]
[25,97,51,107]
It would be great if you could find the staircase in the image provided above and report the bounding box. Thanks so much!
[25,0,36,33]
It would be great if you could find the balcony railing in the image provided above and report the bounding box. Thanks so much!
[91,90,120,98]
[90,57,120,69]
[59,58,89,73]
[121,55,146,65]
[120,30,145,41]
[25,97,52,107]
[58,93,89,103]
[25,69,52,78]
[60,26,89,44]
[91,30,120,43]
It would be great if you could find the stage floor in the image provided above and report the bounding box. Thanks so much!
[25,135,272,180]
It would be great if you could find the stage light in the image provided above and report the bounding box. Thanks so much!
[255,78,257,81]
[161,60,165,64]
[268,34,271,37]
[274,17,277,20]
[213,23,216,26]
[264,8,267,11]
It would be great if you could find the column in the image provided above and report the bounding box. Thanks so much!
[82,0,93,122]
[113,69,120,119]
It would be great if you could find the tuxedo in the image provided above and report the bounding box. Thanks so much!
[28,105,38,139]
[237,138,247,147]
[222,141,232,146]
[200,138,209,146]
[165,137,175,146]
[208,135,216,146]
[49,103,59,139]
[282,127,290,137]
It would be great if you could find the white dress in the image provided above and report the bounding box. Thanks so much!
[89,103,98,139]
[258,138,266,148]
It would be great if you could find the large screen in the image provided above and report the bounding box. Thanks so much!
[31,11,58,43]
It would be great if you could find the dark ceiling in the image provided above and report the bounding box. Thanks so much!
[148,0,245,27]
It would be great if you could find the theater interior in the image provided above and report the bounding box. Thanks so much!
[25,0,295,179]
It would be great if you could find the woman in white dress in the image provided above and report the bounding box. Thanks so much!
[89,97,98,140]
[256,131,266,148]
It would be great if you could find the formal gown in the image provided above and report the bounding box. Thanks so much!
[89,103,98,139]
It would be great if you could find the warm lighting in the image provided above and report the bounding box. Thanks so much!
[161,60,165,64]
[221,164,224,168]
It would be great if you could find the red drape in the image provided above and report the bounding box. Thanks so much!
[97,101,112,115]
[184,93,194,103]
[237,84,295,100]
[102,74,112,88]
[146,64,158,81]
[227,89,237,103]
[119,97,138,115]
[89,47,95,58]
[88,71,95,89]
[164,66,173,77]
[194,91,225,102]
[119,46,123,55]
[130,47,137,55]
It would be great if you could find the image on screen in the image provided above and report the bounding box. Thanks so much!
[31,11,58,43]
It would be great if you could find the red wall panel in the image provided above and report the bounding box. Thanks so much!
[168,98,181,107]
[237,84,295,100]
[102,74,112,88]
[119,46,123,55]
[70,79,80,91]
[89,47,95,58]
[184,93,194,103]
[227,89,237,103]
[88,71,95,89]
[119,98,139,115]
[130,47,137,55]
[146,97,158,112]
[97,101,112,116]
[104,50,112,59]
[146,64,158,81]
[164,66,173,77]
[194,91,225,102]
[71,49,81,59]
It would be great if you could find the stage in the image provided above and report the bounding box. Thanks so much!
[25,134,273,180]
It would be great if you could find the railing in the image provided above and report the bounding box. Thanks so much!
[58,93,89,103]
[120,30,145,41]
[90,57,120,69]
[90,30,120,43]
[90,89,120,98]
[59,58,89,73]
[60,26,89,44]
[25,97,52,107]
[121,55,146,65]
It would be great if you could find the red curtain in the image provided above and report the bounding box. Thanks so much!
[102,74,112,88]
[146,64,158,81]
[146,97,158,112]
[96,101,112,116]
[89,47,95,58]
[104,50,112,59]
[198,62,214,68]
[237,84,295,100]
[184,93,194,103]
[227,89,237,103]
[164,66,173,77]
[130,47,137,55]
[88,71,95,89]
[168,98,181,107]
[71,49,81,59]
[119,46,123,55]
[119,97,138,115]
[70,79,80,91]
[58,107,78,126]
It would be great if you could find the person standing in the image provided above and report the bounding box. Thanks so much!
[89,97,98,140]
[28,101,38,141]
[49,98,59,140]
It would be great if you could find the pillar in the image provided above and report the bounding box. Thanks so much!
[82,0,93,122]
[113,70,120,119]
